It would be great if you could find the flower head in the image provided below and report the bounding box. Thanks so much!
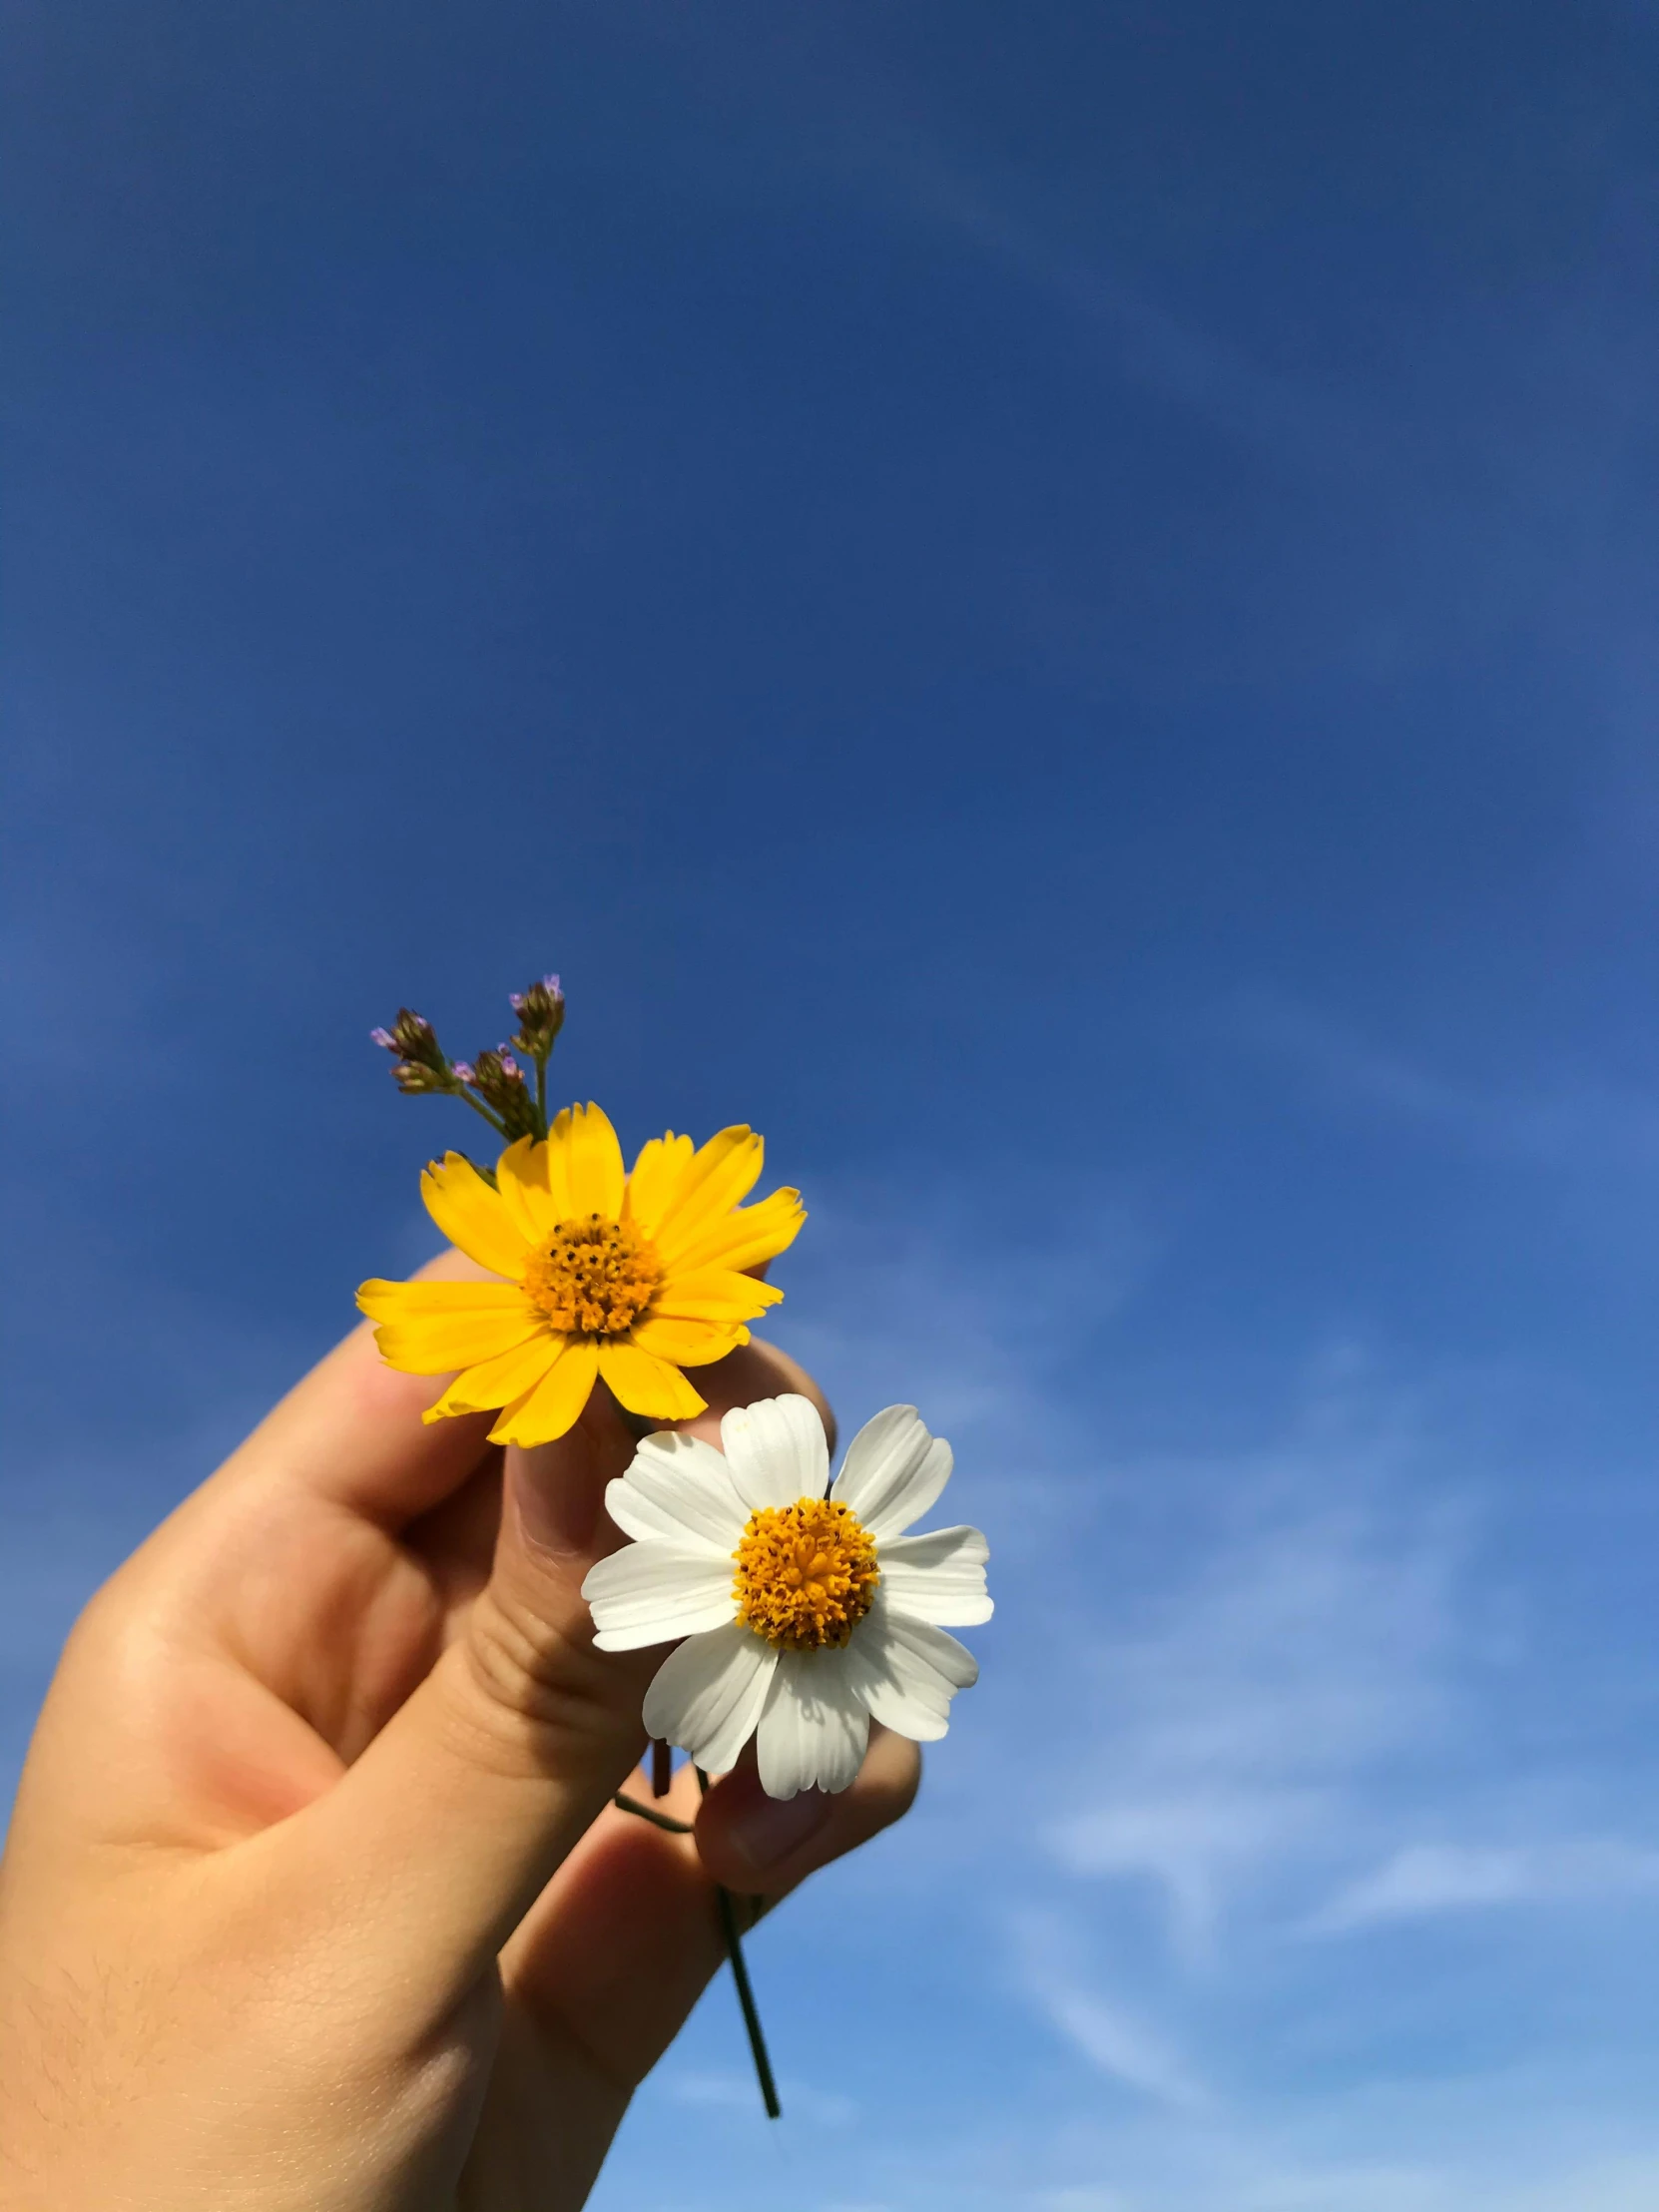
[509,973,565,1059]
[582,1395,991,1799]
[460,1047,538,1138]
[356,1105,806,1445]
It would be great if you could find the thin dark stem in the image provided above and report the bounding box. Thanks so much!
[715,1886,781,2119]
[534,1050,548,1137]
[613,1791,693,1837]
[695,1767,781,2120]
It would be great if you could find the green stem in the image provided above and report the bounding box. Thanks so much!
[534,1049,549,1139]
[451,1081,509,1140]
[696,1768,781,2120]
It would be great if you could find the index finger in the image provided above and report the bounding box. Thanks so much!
[221,1248,501,1529]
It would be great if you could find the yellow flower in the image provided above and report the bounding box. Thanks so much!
[357,1104,806,1445]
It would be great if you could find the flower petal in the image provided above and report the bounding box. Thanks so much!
[875,1525,993,1627]
[651,1126,768,1264]
[356,1279,531,1319]
[832,1405,952,1539]
[720,1392,830,1511]
[547,1101,625,1220]
[623,1132,696,1240]
[598,1340,708,1419]
[642,1620,777,1773]
[582,1542,738,1650]
[357,1282,546,1375]
[488,1338,600,1445]
[422,1333,562,1420]
[605,1430,750,1549]
[630,1313,751,1366]
[756,1647,870,1798]
[663,1187,807,1278]
[495,1135,561,1244]
[647,1266,784,1324]
[841,1597,977,1743]
[419,1152,529,1279]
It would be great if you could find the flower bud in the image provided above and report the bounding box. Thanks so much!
[391,1058,451,1095]
[374,1007,447,1073]
[509,972,565,1059]
[467,1047,539,1139]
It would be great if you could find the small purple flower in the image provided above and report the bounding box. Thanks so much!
[452,1061,475,1084]
[498,1052,522,1079]
[542,972,563,997]
[370,1027,396,1050]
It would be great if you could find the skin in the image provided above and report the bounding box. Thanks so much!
[0,1252,918,2211]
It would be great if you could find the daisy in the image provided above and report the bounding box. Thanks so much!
[357,1104,805,1446]
[582,1393,991,1798]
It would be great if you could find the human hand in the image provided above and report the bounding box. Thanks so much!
[0,1253,918,2211]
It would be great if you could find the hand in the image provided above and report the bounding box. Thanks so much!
[0,1253,918,2211]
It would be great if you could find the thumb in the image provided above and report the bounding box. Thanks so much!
[285,1384,653,2027]
[277,1340,831,2034]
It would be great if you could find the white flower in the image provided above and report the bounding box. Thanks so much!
[582,1393,992,1799]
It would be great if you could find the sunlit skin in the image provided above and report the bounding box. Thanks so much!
[0,1250,918,2212]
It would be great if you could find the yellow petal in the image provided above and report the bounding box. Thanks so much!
[369,1302,547,1376]
[496,1135,561,1245]
[664,1187,807,1278]
[631,1313,750,1366]
[547,1102,624,1221]
[651,1126,767,1263]
[648,1265,784,1323]
[598,1340,710,1418]
[488,1338,600,1445]
[420,1153,529,1279]
[356,1278,532,1321]
[623,1132,696,1239]
[421,1332,563,1420]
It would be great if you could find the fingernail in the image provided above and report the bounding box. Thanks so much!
[726,1786,833,1872]
[509,1445,602,1561]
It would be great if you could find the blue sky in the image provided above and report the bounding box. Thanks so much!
[7,2,1659,2203]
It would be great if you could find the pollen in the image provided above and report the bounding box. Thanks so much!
[521,1214,663,1337]
[733,1497,880,1651]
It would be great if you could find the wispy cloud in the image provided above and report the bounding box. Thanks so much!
[1309,1838,1659,1934]
[658,2067,858,2126]
[1230,989,1659,1175]
[1011,1909,1208,2109]
[1040,1374,1470,1958]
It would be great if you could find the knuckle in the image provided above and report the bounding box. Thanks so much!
[454,1580,642,1776]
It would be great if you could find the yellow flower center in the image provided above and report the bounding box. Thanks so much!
[521,1214,663,1337]
[732,1498,880,1651]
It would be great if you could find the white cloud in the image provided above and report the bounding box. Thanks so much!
[657,2066,858,2127]
[1011,1909,1208,2108]
[1039,1380,1469,1958]
[1230,989,1659,1176]
[1309,1838,1659,1934]
[1049,1788,1332,1959]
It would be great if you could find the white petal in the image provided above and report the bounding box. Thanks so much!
[643,1621,777,1772]
[755,1647,870,1799]
[841,1598,978,1743]
[831,1404,952,1538]
[604,1430,748,1550]
[582,1542,737,1650]
[876,1524,993,1626]
[720,1392,830,1512]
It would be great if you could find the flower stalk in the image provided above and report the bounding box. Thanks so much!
[699,1768,780,2120]
[370,974,566,1150]
[610,1776,781,2119]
